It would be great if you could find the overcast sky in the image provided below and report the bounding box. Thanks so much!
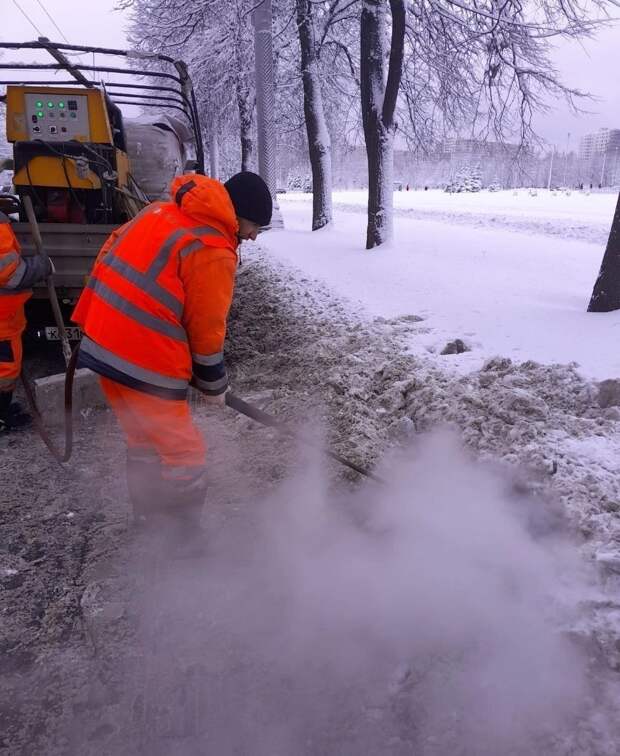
[2,0,619,149]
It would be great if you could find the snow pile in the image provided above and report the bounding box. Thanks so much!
[228,251,620,683]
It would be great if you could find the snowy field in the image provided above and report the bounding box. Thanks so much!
[282,188,617,245]
[283,187,617,224]
[272,191,620,380]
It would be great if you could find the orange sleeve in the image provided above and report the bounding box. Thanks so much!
[179,245,237,395]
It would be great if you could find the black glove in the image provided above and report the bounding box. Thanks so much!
[12,254,53,289]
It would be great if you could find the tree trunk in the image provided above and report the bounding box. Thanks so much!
[360,0,406,249]
[365,126,395,247]
[296,0,333,231]
[237,82,255,172]
[208,118,220,179]
[588,192,620,311]
[235,7,255,174]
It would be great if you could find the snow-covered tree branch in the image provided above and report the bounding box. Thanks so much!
[123,0,257,177]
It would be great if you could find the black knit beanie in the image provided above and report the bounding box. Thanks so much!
[224,171,273,227]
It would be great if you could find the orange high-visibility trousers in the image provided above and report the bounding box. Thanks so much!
[0,332,23,392]
[100,377,206,476]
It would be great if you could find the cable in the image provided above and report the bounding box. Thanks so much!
[60,155,86,217]
[33,0,70,43]
[11,0,45,36]
[68,141,114,172]
[32,139,110,173]
[24,159,46,216]
[20,345,78,465]
[30,140,87,216]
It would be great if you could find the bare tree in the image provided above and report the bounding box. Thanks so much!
[295,0,333,229]
[397,0,612,152]
[122,0,614,251]
[122,0,256,175]
[360,0,406,249]
[272,0,360,226]
[358,0,613,248]
[230,0,256,171]
[588,194,620,312]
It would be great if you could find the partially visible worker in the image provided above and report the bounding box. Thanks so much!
[0,211,53,433]
[72,171,272,552]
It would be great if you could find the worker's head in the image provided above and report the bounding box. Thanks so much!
[224,171,273,241]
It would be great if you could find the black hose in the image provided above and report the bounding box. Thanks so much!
[20,365,380,480]
[20,343,78,465]
[225,392,385,484]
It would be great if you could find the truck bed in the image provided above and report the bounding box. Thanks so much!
[13,222,116,303]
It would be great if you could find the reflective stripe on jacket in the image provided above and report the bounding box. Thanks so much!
[73,175,239,400]
[0,212,29,338]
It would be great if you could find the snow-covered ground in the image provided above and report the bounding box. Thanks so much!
[282,188,616,244]
[255,192,620,720]
[270,192,620,381]
[7,188,620,754]
[233,225,620,752]
[283,187,616,224]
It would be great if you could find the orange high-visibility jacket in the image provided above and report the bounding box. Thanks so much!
[72,175,239,400]
[0,211,52,339]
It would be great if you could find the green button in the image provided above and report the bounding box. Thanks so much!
[58,101,65,108]
[47,101,54,108]
[37,111,44,118]
[35,100,43,108]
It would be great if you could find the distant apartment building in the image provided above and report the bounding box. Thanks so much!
[578,128,620,160]
[442,137,520,160]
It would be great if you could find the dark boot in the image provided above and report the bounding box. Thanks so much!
[8,402,32,428]
[0,391,10,429]
[8,400,28,417]
[0,391,32,431]
[160,470,208,559]
[0,391,29,432]
[126,449,162,525]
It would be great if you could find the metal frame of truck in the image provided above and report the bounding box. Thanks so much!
[0,38,204,330]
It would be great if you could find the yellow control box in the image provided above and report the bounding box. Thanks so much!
[5,85,113,145]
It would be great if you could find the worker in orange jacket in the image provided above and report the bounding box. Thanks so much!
[0,211,53,432]
[72,172,272,549]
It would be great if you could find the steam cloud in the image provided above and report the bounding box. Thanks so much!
[138,431,589,755]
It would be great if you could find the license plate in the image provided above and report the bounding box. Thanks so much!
[44,326,82,341]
